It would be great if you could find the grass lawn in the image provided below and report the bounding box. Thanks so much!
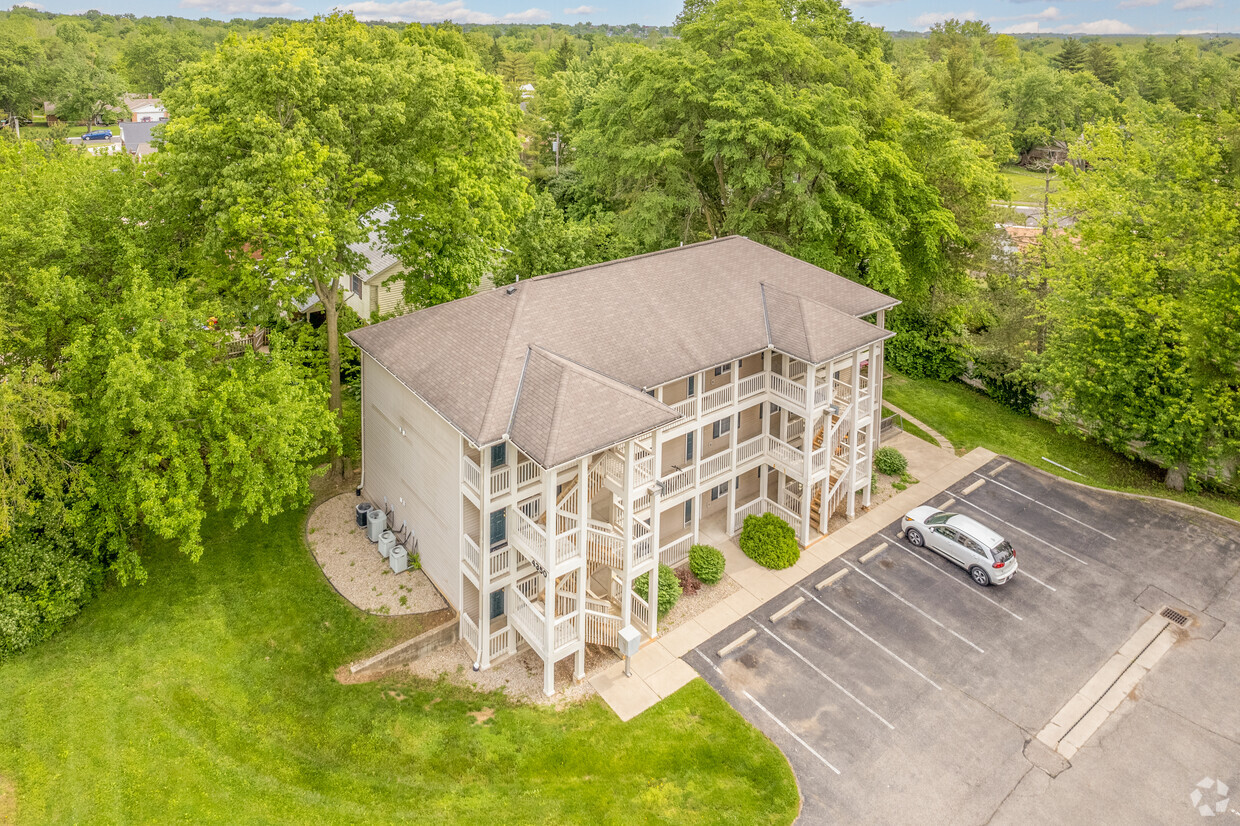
[881,405,939,448]
[884,372,1240,523]
[999,164,1055,204]
[0,503,798,824]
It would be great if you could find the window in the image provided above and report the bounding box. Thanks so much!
[491,443,507,468]
[711,417,732,439]
[685,431,694,462]
[489,589,505,619]
[687,375,696,397]
[683,499,693,526]
[351,274,362,296]
[770,403,781,415]
[925,512,954,526]
[714,363,731,377]
[489,508,507,548]
[709,482,728,501]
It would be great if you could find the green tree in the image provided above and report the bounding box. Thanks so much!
[1052,38,1087,73]
[926,44,1010,160]
[157,15,528,473]
[1037,109,1240,489]
[1084,40,1120,86]
[119,27,205,94]
[577,0,1000,375]
[0,17,45,135]
[47,52,124,126]
[0,140,338,583]
[494,191,633,285]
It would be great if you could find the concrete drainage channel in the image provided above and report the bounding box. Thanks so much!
[1032,610,1177,767]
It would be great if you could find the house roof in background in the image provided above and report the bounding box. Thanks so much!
[348,235,898,466]
[350,208,402,282]
[119,119,167,155]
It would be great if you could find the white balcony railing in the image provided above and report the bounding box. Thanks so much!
[702,384,734,415]
[462,613,481,656]
[765,434,802,470]
[770,373,806,407]
[787,418,805,444]
[509,585,547,657]
[659,465,695,498]
[462,533,481,578]
[462,455,482,495]
[814,381,832,408]
[660,533,693,568]
[517,459,540,489]
[833,378,854,407]
[738,372,765,400]
[670,396,698,421]
[780,487,802,516]
[735,433,764,465]
[699,449,732,483]
[490,465,511,498]
[555,532,581,567]
[732,497,767,533]
[633,518,654,566]
[585,609,622,648]
[490,545,512,580]
[488,626,512,660]
[509,505,549,571]
[630,591,651,635]
[553,613,580,654]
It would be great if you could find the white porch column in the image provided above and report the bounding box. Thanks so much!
[846,350,862,520]
[573,457,588,680]
[800,365,817,546]
[542,467,557,697]
[620,440,635,628]
[647,540,659,639]
[478,446,492,670]
[862,340,879,508]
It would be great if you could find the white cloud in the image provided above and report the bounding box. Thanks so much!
[343,0,549,22]
[843,0,903,7]
[1172,0,1214,9]
[13,1,45,8]
[910,9,976,28]
[1179,27,1215,33]
[563,4,598,12]
[1117,0,1160,8]
[1001,18,1138,34]
[179,0,304,13]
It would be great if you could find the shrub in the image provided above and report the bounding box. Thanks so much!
[688,544,725,585]
[874,446,908,476]
[0,511,101,660]
[738,512,799,570]
[634,563,681,618]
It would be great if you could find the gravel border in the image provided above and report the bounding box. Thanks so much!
[308,493,447,616]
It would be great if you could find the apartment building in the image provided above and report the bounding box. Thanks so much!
[347,236,897,695]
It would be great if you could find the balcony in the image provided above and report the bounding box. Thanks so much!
[699,449,733,484]
[507,576,581,660]
[508,503,583,574]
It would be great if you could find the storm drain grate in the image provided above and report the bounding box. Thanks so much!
[1161,607,1190,627]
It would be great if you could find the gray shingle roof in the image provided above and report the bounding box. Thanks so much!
[350,208,401,281]
[509,347,679,467]
[348,236,898,465]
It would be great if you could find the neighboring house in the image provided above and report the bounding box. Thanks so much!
[347,236,897,695]
[339,209,415,319]
[123,95,168,122]
[119,119,167,158]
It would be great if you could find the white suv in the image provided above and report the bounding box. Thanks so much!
[902,506,1018,586]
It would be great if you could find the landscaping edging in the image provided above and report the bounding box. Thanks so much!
[348,613,460,678]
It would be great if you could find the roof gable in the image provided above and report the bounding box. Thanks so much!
[762,283,894,364]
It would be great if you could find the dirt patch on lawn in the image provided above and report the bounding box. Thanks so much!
[0,774,16,824]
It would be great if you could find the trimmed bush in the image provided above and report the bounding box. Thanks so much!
[688,544,725,585]
[634,563,681,618]
[874,446,908,476]
[738,512,799,570]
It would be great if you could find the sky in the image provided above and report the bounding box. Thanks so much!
[17,0,1240,36]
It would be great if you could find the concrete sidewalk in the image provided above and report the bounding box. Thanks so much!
[589,445,998,721]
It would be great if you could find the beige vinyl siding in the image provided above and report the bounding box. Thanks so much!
[360,353,461,609]
[373,267,412,317]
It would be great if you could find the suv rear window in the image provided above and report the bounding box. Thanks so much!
[925,512,953,525]
[992,540,1014,562]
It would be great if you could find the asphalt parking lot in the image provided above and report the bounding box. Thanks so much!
[691,457,1240,824]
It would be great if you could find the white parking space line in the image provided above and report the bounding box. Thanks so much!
[949,494,1090,566]
[1017,568,1057,592]
[841,560,985,653]
[750,619,896,730]
[694,648,722,676]
[972,472,1117,541]
[887,536,1025,621]
[743,690,842,775]
[798,587,944,690]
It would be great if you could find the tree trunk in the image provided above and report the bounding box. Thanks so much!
[321,282,344,478]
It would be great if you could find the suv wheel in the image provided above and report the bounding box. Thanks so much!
[969,566,991,586]
[906,528,924,547]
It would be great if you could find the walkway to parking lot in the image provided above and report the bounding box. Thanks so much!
[589,443,998,721]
